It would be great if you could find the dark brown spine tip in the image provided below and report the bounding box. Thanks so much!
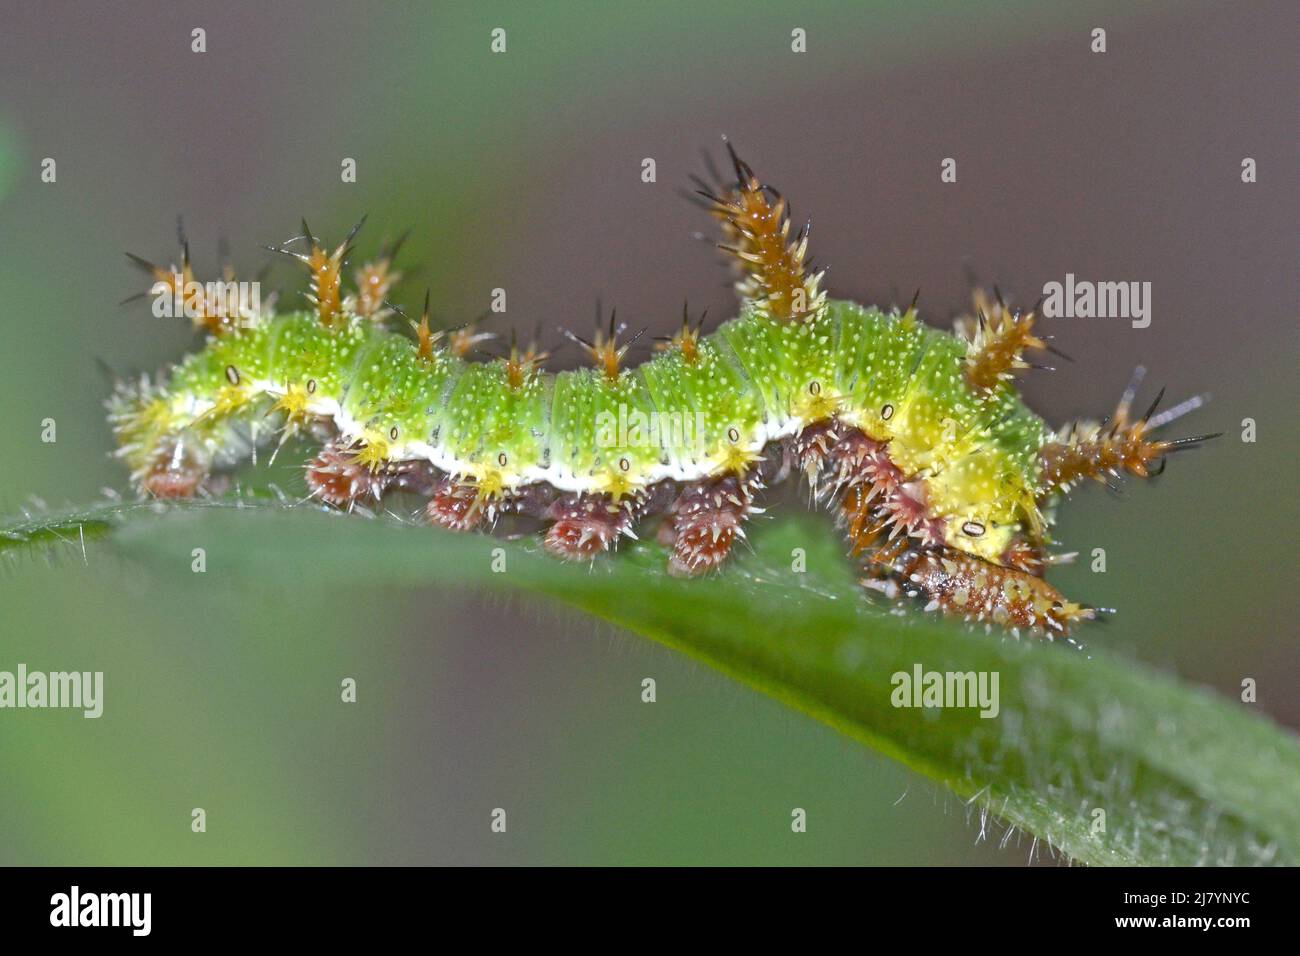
[962,296,1047,391]
[285,221,361,329]
[699,149,820,321]
[1040,378,1214,495]
[1038,427,1169,491]
[415,290,438,361]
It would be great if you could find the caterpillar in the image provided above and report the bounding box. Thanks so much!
[107,146,1216,638]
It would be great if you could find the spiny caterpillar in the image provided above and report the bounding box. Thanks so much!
[108,147,1217,638]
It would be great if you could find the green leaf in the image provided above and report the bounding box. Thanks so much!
[7,498,1300,865]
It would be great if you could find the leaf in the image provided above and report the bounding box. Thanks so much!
[7,497,1300,865]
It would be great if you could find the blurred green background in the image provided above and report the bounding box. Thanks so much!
[0,0,1295,864]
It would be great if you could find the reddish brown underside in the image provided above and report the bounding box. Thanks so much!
[146,407,1089,635]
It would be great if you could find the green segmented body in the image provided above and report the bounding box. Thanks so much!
[109,150,1212,637]
[112,300,1050,564]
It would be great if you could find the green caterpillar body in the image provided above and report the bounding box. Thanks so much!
[113,302,1047,564]
[111,151,1208,636]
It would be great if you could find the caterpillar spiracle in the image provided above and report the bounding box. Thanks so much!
[107,147,1217,638]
